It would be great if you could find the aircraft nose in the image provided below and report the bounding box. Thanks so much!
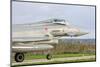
[77,30,88,36]
[64,27,88,37]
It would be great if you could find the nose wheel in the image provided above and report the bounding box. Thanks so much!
[15,53,24,62]
[46,54,52,60]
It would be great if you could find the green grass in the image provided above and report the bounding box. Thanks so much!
[12,57,95,67]
[31,58,95,64]
[53,53,94,58]
[25,53,95,60]
[25,54,46,60]
[12,53,95,67]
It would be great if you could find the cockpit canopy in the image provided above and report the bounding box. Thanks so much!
[50,18,69,25]
[53,19,65,22]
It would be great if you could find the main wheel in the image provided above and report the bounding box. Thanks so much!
[46,54,52,60]
[15,53,24,62]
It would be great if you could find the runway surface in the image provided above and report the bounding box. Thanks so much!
[12,55,95,66]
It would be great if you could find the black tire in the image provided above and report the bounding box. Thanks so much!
[46,54,52,60]
[15,53,24,62]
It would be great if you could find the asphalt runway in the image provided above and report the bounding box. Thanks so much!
[12,55,95,66]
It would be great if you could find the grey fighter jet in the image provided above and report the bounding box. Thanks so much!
[12,18,88,62]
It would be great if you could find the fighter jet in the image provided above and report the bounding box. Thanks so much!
[12,18,88,62]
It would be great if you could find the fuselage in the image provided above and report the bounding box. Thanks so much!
[12,19,88,43]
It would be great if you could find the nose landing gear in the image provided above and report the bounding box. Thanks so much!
[15,53,24,62]
[46,54,52,60]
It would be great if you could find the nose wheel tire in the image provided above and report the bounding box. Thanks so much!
[46,54,52,60]
[15,53,24,62]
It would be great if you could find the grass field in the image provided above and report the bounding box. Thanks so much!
[27,58,95,65]
[25,53,95,60]
[12,55,95,67]
[12,53,95,67]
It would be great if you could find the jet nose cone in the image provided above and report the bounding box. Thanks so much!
[79,32,88,35]
[69,28,88,37]
[64,27,88,37]
[77,30,88,36]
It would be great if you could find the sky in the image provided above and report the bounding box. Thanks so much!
[12,1,96,39]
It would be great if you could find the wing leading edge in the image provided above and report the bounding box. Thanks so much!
[12,44,54,52]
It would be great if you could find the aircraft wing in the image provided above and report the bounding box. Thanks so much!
[12,43,54,52]
[12,36,51,42]
[12,30,52,42]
